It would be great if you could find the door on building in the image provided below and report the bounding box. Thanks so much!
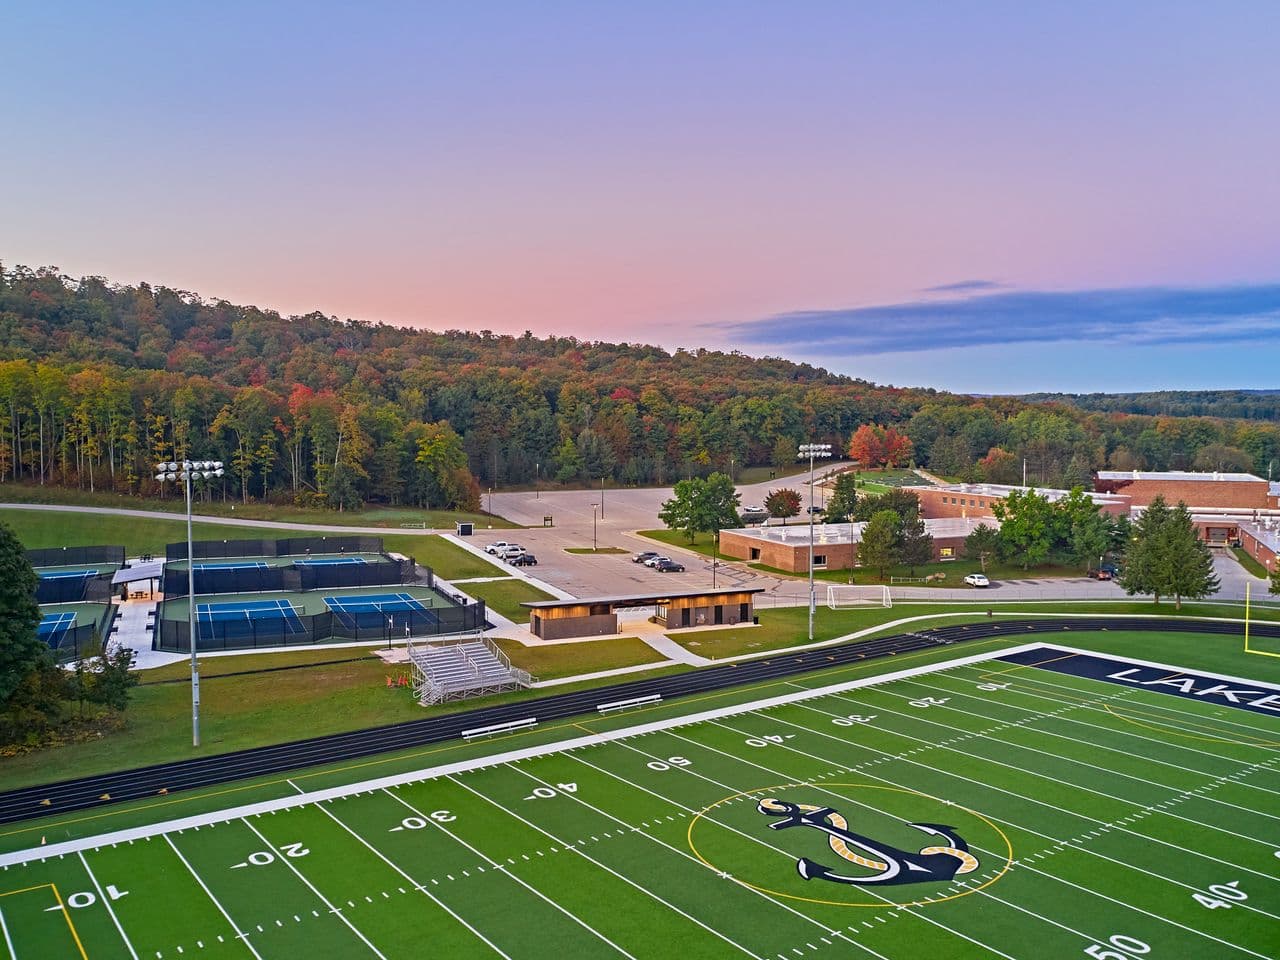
[681,608,691,627]
[714,605,723,625]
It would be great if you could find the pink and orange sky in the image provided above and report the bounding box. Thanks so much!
[3,2,1279,391]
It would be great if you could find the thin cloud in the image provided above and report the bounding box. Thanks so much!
[721,284,1280,356]
[920,279,1003,293]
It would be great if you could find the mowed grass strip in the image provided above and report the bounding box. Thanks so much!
[495,636,668,679]
[458,577,556,622]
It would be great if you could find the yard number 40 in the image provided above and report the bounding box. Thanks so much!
[1084,935,1150,960]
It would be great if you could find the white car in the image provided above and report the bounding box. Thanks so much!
[643,555,671,568]
[963,573,990,588]
[496,545,526,560]
[485,541,514,555]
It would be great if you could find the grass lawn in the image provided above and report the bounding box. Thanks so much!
[667,598,1280,661]
[140,646,382,683]
[494,636,668,680]
[1231,544,1270,578]
[637,528,722,558]
[460,577,557,622]
[0,482,516,528]
[564,546,629,554]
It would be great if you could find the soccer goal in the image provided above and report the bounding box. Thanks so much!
[827,584,892,609]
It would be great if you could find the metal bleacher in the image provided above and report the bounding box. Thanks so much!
[407,633,534,705]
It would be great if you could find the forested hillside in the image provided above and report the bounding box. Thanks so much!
[1,264,1277,510]
[1021,390,1280,421]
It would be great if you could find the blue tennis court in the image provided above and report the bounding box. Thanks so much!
[191,560,270,572]
[37,611,77,646]
[323,592,436,629]
[194,598,306,640]
[37,569,98,580]
[295,556,368,566]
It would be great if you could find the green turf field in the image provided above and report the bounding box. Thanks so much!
[2,643,1276,959]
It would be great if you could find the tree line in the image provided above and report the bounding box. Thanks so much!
[2,264,1278,512]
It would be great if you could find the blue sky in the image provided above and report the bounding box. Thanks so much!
[2,1,1278,392]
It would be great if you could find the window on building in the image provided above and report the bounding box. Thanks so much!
[750,547,761,561]
[940,547,953,557]
[813,554,827,569]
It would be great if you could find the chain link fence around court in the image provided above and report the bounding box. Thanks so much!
[164,535,385,562]
[153,598,488,653]
[27,545,126,568]
[161,556,420,598]
[42,604,117,663]
[36,574,114,605]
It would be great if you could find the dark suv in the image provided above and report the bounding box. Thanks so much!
[510,553,538,566]
[655,559,685,572]
[633,551,659,564]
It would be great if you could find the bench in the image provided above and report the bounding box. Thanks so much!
[597,694,662,714]
[461,717,538,740]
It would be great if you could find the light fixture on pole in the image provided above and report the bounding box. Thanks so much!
[154,459,224,748]
[797,443,832,642]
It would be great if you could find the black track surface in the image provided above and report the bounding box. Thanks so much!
[3,616,1276,826]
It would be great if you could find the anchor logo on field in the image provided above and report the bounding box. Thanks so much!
[757,797,980,887]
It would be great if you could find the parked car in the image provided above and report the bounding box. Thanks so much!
[963,573,990,588]
[485,541,514,555]
[1087,568,1112,581]
[740,506,768,524]
[510,553,538,566]
[655,559,685,572]
[496,545,526,560]
[1099,561,1121,576]
[633,551,659,564]
[643,555,670,568]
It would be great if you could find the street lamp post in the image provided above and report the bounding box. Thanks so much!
[155,459,224,748]
[600,476,606,519]
[592,503,599,551]
[797,443,832,642]
[535,462,540,499]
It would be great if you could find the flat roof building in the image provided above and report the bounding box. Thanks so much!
[906,483,1130,521]
[719,517,996,574]
[1095,470,1273,510]
[1238,520,1280,574]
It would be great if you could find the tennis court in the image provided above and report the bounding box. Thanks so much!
[297,556,369,566]
[36,611,77,646]
[36,568,99,580]
[195,599,307,641]
[323,592,438,629]
[191,560,270,572]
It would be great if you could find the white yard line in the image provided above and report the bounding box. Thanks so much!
[314,800,514,960]
[381,789,626,959]
[0,642,1042,868]
[162,835,264,960]
[0,907,16,960]
[450,773,765,960]
[77,852,139,960]
[240,817,387,959]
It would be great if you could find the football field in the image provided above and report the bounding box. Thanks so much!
[2,644,1277,959]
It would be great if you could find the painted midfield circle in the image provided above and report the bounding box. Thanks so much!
[687,783,1013,907]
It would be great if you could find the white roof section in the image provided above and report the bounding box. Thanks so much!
[904,482,1127,505]
[723,516,999,546]
[111,560,165,585]
[1240,519,1280,555]
[1097,470,1264,483]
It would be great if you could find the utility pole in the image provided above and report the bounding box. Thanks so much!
[797,443,832,642]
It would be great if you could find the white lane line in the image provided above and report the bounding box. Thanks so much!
[240,818,387,959]
[2,641,1048,869]
[78,851,139,960]
[0,906,17,960]
[381,790,628,960]
[162,835,264,960]
[450,773,765,960]
[313,801,514,960]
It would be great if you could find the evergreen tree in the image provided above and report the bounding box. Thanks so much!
[823,472,859,523]
[1270,561,1280,596]
[1119,495,1172,604]
[896,514,934,574]
[0,520,43,710]
[858,510,901,580]
[1156,503,1220,610]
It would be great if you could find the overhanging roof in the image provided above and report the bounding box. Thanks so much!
[523,587,766,610]
[112,561,165,585]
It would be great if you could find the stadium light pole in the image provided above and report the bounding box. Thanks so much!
[797,443,832,642]
[600,476,606,519]
[592,503,599,551]
[155,459,224,748]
